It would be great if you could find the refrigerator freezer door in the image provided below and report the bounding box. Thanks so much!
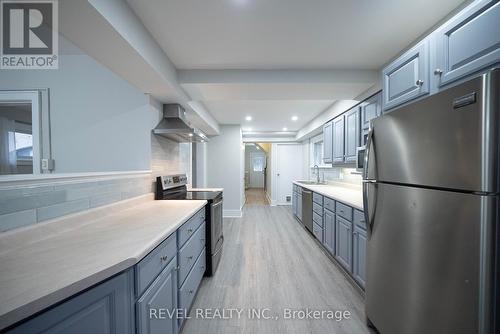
[366,69,499,193]
[365,182,496,334]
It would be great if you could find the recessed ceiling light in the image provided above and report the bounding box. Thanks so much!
[188,133,193,137]
[291,116,298,121]
[283,127,288,131]
[256,146,260,150]
[245,116,252,121]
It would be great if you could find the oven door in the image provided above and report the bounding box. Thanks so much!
[211,197,224,255]
[356,146,366,172]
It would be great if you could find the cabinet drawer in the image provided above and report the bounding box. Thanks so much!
[382,39,429,110]
[312,222,323,242]
[313,211,323,226]
[178,208,205,247]
[179,249,206,323]
[336,202,353,221]
[354,209,366,230]
[324,197,335,212]
[313,192,323,205]
[435,0,500,87]
[313,202,323,215]
[178,223,206,286]
[136,233,177,297]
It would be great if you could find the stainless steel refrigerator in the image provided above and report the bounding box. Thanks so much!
[363,69,499,334]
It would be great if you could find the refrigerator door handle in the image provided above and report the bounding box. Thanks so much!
[363,125,374,180]
[363,181,377,234]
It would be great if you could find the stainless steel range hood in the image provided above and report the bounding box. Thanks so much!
[153,104,209,142]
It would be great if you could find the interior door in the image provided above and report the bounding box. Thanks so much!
[365,181,490,334]
[276,144,303,205]
[249,152,265,188]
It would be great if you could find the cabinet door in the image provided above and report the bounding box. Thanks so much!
[8,271,134,334]
[435,0,500,87]
[137,258,177,334]
[361,92,382,129]
[297,192,302,221]
[323,121,333,164]
[322,208,335,254]
[353,226,367,288]
[332,116,345,164]
[335,215,352,272]
[382,39,429,111]
[344,107,360,163]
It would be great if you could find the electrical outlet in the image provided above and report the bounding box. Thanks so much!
[41,159,55,171]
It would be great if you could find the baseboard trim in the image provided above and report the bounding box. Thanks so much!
[223,209,242,218]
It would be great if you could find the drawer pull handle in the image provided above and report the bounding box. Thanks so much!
[188,256,193,260]
[161,255,168,262]
[188,228,193,233]
[360,220,365,223]
[189,290,194,294]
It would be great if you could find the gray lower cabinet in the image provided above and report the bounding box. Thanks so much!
[434,0,500,87]
[292,190,298,216]
[8,271,135,334]
[332,116,345,164]
[344,107,360,163]
[323,121,333,164]
[335,215,352,272]
[323,208,335,254]
[382,39,430,111]
[137,258,177,334]
[352,226,367,288]
[361,92,382,129]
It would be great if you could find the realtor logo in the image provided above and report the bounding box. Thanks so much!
[1,0,58,69]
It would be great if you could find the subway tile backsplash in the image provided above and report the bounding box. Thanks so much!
[0,175,154,232]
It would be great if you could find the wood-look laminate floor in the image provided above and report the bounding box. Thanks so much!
[245,188,269,205]
[181,202,371,334]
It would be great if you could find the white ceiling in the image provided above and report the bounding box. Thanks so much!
[204,100,335,132]
[125,0,465,134]
[126,0,464,70]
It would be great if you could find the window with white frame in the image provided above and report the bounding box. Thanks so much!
[0,91,42,175]
[310,134,329,168]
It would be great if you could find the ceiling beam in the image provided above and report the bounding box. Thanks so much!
[178,69,378,85]
[59,0,220,135]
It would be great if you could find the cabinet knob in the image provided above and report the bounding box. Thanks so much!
[416,79,424,86]
[160,255,168,261]
[434,68,443,75]
[189,290,194,294]
[188,228,193,233]
[188,256,193,260]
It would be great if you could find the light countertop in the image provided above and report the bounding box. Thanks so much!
[0,195,206,330]
[293,181,363,210]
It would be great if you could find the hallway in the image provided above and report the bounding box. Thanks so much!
[181,198,369,334]
[245,188,269,206]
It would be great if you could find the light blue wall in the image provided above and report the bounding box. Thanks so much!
[0,35,160,173]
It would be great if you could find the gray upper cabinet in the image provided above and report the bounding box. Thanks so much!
[332,116,345,164]
[335,215,352,272]
[8,271,134,334]
[323,208,335,254]
[382,39,430,111]
[344,107,360,163]
[137,259,177,334]
[434,0,500,87]
[323,121,333,164]
[353,226,367,288]
[361,92,382,129]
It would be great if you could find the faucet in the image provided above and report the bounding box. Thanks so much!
[313,165,320,183]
